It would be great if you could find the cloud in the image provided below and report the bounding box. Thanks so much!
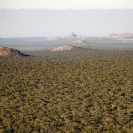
[0,0,133,11]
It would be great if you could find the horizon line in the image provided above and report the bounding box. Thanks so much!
[0,32,133,38]
[0,7,133,10]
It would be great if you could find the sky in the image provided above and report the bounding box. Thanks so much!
[0,0,133,9]
[0,0,133,37]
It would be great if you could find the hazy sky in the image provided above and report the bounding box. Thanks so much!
[0,0,133,37]
[0,0,133,9]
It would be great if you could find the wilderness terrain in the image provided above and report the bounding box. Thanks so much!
[0,47,133,132]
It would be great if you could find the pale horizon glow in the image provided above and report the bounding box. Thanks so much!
[0,0,133,9]
[0,0,133,37]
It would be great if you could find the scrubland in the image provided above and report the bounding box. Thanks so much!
[0,48,133,133]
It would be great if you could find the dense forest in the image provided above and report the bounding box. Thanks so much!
[0,48,133,133]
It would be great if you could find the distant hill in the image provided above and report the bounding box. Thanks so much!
[46,37,59,41]
[74,39,87,44]
[0,46,28,57]
[51,45,74,51]
[64,32,133,40]
[100,33,133,40]
[65,32,77,38]
[77,35,87,38]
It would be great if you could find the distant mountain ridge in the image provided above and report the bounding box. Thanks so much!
[100,33,133,40]
[0,32,133,41]
[64,32,133,40]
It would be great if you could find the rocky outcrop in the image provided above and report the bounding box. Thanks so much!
[0,46,27,57]
[73,39,87,44]
[100,33,133,40]
[65,32,77,38]
[51,45,74,51]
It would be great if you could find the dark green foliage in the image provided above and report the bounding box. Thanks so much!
[0,49,133,132]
